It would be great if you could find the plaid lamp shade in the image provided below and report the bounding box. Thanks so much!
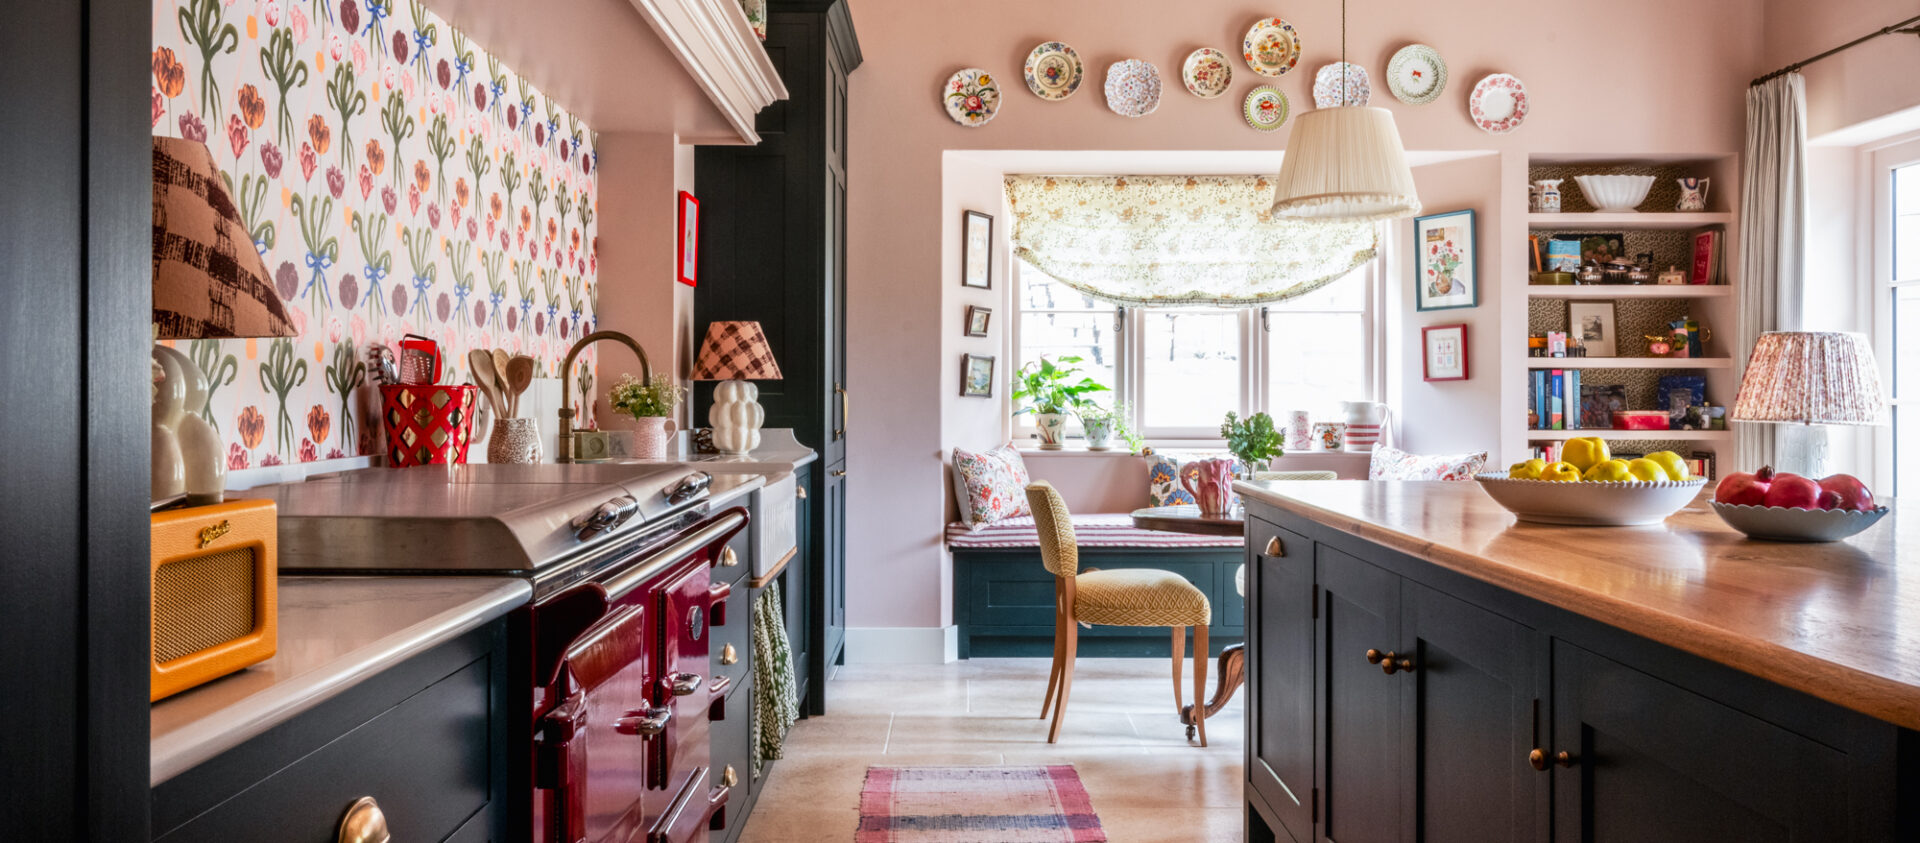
[690,321,783,380]
[152,136,295,340]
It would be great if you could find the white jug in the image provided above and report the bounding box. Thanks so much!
[1341,401,1389,453]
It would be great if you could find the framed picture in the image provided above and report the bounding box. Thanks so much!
[964,305,993,337]
[1569,301,1618,357]
[676,191,699,287]
[1422,323,1469,381]
[960,353,995,397]
[1413,209,1477,311]
[962,210,993,289]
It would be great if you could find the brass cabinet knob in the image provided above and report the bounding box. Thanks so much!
[1554,750,1576,768]
[831,469,847,477]
[721,765,739,788]
[1528,748,1549,772]
[796,486,808,499]
[720,643,738,665]
[338,796,391,843]
[1264,536,1284,557]
[1365,648,1387,665]
[720,547,740,567]
[1366,649,1414,675]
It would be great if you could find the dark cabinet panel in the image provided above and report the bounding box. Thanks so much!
[786,465,813,710]
[1246,519,1315,841]
[1316,546,1403,843]
[817,463,847,701]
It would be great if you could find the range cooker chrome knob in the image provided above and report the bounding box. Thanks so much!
[573,495,639,541]
[614,705,672,737]
[664,671,704,696]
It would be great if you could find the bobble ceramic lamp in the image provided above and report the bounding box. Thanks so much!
[691,321,783,455]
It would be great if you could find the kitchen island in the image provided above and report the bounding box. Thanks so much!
[1237,479,1920,843]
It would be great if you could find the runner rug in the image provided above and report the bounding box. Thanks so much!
[856,765,1108,842]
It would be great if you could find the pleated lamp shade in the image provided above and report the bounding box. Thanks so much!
[1270,106,1422,223]
[1731,331,1887,425]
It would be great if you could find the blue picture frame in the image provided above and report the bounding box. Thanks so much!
[1413,208,1478,311]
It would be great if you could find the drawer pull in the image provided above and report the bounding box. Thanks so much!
[796,486,808,499]
[831,469,847,477]
[720,643,738,665]
[338,796,391,843]
[720,547,740,568]
[1264,536,1284,557]
[722,765,739,788]
[615,704,672,737]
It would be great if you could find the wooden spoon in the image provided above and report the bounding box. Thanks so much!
[468,348,504,419]
[490,348,513,411]
[504,355,536,418]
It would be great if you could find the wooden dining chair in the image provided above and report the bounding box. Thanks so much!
[1026,481,1214,746]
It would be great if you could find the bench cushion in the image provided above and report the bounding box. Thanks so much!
[946,514,1242,550]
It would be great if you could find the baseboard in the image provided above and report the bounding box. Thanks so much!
[843,626,958,664]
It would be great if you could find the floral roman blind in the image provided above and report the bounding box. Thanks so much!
[1004,175,1377,306]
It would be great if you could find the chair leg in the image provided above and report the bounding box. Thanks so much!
[1041,606,1066,719]
[1047,620,1079,744]
[1192,624,1210,747]
[1171,626,1186,713]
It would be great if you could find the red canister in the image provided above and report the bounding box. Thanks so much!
[378,384,479,466]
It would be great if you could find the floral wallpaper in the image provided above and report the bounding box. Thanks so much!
[153,0,599,469]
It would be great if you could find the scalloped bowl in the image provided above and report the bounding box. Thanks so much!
[1709,501,1890,542]
[1573,174,1656,212]
[1473,474,1708,526]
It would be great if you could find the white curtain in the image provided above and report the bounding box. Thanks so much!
[1737,74,1808,472]
[1004,175,1377,306]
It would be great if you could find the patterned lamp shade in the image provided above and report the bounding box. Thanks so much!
[152,136,295,340]
[690,321,783,380]
[1731,331,1887,425]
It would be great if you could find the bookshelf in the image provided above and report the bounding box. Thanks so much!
[1525,429,1730,442]
[1524,357,1733,370]
[1526,285,1731,299]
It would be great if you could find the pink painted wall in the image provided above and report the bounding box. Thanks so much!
[844,0,1760,636]
[593,133,698,429]
[1763,0,1920,137]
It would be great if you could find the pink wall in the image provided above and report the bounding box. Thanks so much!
[1763,0,1920,138]
[844,0,1759,638]
[593,133,698,429]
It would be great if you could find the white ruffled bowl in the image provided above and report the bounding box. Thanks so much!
[1573,175,1656,212]
[1473,474,1707,526]
[1709,502,1890,542]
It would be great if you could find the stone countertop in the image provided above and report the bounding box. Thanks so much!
[1236,479,1920,731]
[150,576,530,785]
[619,428,818,475]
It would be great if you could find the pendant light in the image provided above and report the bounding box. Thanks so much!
[1270,0,1421,222]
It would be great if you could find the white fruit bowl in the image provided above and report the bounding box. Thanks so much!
[1573,175,1656,212]
[1473,474,1707,526]
[1709,501,1890,542]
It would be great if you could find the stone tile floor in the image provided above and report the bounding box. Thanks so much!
[737,658,1246,843]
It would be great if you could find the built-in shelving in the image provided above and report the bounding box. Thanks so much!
[1528,212,1734,230]
[1525,357,1732,370]
[1524,429,1731,442]
[1526,285,1732,299]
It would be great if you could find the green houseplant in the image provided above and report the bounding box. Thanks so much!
[1221,411,1285,474]
[1076,404,1117,451]
[1011,355,1109,449]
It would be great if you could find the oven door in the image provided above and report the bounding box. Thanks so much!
[536,603,661,843]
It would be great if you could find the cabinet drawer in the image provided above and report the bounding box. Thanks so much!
[711,681,755,843]
[711,567,753,694]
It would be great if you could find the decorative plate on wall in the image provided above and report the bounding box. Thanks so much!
[1024,42,1083,101]
[943,67,1002,127]
[1386,44,1447,104]
[1312,62,1371,108]
[1182,48,1233,98]
[1469,73,1529,133]
[1104,59,1163,118]
[1242,18,1301,77]
[1243,86,1289,131]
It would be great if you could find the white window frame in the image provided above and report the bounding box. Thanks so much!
[1869,137,1920,495]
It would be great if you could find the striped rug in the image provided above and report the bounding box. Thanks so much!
[856,766,1108,842]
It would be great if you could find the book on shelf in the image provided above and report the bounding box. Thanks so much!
[1580,383,1627,429]
[1550,369,1564,430]
[1690,226,1725,285]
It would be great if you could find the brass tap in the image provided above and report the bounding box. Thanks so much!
[557,330,653,463]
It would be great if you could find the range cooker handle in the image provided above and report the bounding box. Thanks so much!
[705,780,733,833]
[664,671,704,697]
[707,581,732,626]
[706,674,733,722]
[614,704,672,737]
[667,471,713,504]
[573,495,640,541]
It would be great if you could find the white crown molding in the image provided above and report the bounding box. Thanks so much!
[628,0,788,145]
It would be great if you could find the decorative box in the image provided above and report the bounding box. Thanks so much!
[1614,410,1671,431]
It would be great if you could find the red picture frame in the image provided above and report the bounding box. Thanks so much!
[676,190,699,287]
[1422,323,1470,382]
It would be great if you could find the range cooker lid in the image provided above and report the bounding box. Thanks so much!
[266,464,715,573]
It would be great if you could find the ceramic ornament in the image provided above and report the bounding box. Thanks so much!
[1469,72,1529,134]
[1386,44,1447,105]
[1024,41,1083,101]
[1312,62,1370,108]
[1182,47,1233,99]
[943,67,1001,127]
[1242,17,1302,77]
[1243,86,1289,131]
[1104,59,1162,118]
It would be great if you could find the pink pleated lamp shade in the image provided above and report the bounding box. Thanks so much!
[1730,331,1887,425]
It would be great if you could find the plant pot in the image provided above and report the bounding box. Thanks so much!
[630,415,678,460]
[1034,413,1067,450]
[1082,417,1114,451]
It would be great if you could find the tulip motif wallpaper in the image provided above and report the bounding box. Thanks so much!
[153,0,600,469]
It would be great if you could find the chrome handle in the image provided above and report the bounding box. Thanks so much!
[573,495,639,541]
[1263,536,1283,557]
[666,671,704,696]
[720,643,738,665]
[338,796,391,843]
[834,384,847,440]
[719,547,740,568]
[667,471,713,504]
[614,704,672,737]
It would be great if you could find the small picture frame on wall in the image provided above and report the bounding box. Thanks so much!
[1422,323,1469,381]
[1413,209,1477,311]
[964,305,993,337]
[676,191,699,287]
[1568,301,1618,357]
[962,210,993,289]
[961,353,996,397]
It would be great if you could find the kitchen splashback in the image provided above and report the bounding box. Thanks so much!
[152,0,599,470]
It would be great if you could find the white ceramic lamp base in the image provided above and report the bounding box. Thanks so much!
[153,344,226,505]
[710,379,764,456]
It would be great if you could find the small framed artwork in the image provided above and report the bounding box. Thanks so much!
[1422,323,1469,381]
[1413,209,1477,311]
[1569,301,1618,357]
[962,210,993,289]
[676,191,699,287]
[964,305,993,337]
[961,353,996,397]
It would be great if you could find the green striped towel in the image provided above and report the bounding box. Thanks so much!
[751,580,799,777]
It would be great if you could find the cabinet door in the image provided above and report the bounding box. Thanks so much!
[786,469,813,710]
[1551,642,1852,843]
[1315,546,1403,843]
[1401,583,1548,843]
[1246,519,1315,841]
[819,463,847,673]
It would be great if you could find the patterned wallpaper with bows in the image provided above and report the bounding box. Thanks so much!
[153,0,599,469]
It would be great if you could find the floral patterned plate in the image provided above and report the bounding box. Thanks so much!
[1182,47,1233,99]
[739,0,766,40]
[1243,86,1289,131]
[1242,18,1301,77]
[1104,59,1162,118]
[1386,44,1446,105]
[1024,41,1083,101]
[943,67,1001,128]
[1312,62,1370,108]
[1469,72,1529,134]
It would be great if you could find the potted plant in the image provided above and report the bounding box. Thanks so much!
[1221,411,1285,475]
[609,373,685,459]
[1077,404,1117,451]
[1011,355,1109,450]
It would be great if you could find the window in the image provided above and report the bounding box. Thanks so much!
[1880,153,1920,495]
[1013,259,1378,441]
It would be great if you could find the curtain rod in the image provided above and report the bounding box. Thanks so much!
[1752,12,1920,86]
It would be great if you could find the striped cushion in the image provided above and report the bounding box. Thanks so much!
[946,514,1241,549]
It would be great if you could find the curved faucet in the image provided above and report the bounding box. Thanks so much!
[557,330,653,463]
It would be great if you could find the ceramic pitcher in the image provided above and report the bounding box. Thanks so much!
[1180,458,1237,518]
[1532,179,1563,213]
[632,416,678,460]
[1676,178,1710,212]
[1341,401,1389,453]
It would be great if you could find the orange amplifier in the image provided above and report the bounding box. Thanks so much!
[150,499,278,701]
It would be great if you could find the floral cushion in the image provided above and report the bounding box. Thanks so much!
[1146,452,1246,506]
[952,445,1033,528]
[1367,445,1487,481]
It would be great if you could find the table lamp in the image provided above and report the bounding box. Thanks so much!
[1730,331,1886,476]
[691,321,783,455]
[152,136,297,505]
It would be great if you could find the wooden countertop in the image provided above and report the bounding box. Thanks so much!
[1237,480,1920,731]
